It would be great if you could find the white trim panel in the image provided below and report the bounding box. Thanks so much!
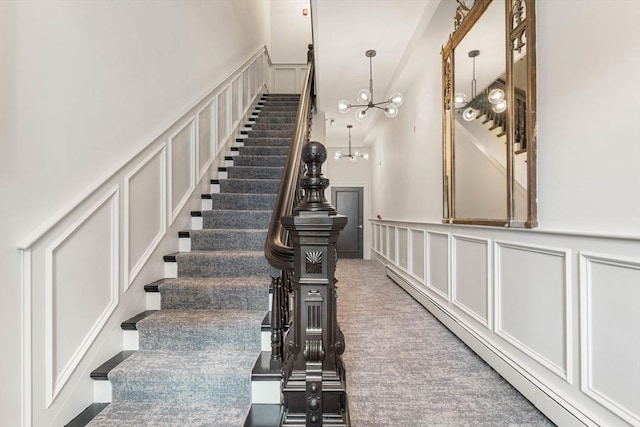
[168,118,196,225]
[579,251,640,425]
[451,234,491,328]
[123,144,167,290]
[494,240,572,382]
[44,186,120,407]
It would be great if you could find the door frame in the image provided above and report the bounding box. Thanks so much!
[331,185,365,259]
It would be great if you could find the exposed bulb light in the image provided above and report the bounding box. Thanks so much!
[491,99,507,113]
[488,88,505,104]
[454,92,468,108]
[337,50,403,120]
[456,50,509,119]
[462,107,478,121]
[334,125,368,162]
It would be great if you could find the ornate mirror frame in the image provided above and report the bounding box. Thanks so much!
[442,0,537,228]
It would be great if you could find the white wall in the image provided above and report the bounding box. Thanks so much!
[367,1,640,426]
[270,0,312,93]
[0,1,271,425]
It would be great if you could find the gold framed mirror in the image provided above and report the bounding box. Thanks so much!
[442,0,537,228]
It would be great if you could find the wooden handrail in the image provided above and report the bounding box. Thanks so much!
[264,45,315,272]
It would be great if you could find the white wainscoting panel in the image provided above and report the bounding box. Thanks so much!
[389,227,397,264]
[231,76,241,127]
[381,225,388,258]
[495,241,571,382]
[168,118,195,224]
[410,229,425,280]
[426,231,449,300]
[217,86,229,145]
[274,67,296,94]
[45,187,119,407]
[451,234,491,327]
[398,228,408,270]
[579,251,640,425]
[124,145,166,289]
[197,99,216,180]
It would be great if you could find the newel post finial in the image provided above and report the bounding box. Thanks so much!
[294,141,336,215]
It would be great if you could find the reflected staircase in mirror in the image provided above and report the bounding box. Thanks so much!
[65,93,300,427]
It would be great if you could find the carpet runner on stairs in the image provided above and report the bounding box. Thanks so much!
[86,93,299,427]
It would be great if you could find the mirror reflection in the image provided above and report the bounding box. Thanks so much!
[442,0,537,227]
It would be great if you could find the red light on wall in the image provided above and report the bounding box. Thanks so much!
[302,8,308,16]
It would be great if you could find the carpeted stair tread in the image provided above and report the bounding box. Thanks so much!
[107,348,257,404]
[189,229,268,251]
[87,400,249,426]
[175,251,270,277]
[219,178,280,194]
[157,276,269,309]
[201,209,272,229]
[137,309,265,350]
[210,193,276,210]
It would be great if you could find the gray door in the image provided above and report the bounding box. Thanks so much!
[331,187,363,258]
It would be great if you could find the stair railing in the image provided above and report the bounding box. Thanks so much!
[265,44,315,362]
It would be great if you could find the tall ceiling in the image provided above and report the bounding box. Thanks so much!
[310,0,435,146]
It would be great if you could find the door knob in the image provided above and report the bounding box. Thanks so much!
[357,225,363,229]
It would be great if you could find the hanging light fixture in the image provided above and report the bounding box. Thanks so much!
[334,125,368,162]
[337,50,403,121]
[454,49,506,121]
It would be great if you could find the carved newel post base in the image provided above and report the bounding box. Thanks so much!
[280,141,350,426]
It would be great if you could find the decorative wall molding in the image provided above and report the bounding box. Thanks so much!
[397,227,409,270]
[426,231,450,301]
[44,186,119,407]
[272,64,307,94]
[494,240,572,382]
[451,234,491,327]
[168,118,196,224]
[408,228,426,281]
[123,144,167,290]
[20,249,32,427]
[196,98,217,181]
[579,251,640,426]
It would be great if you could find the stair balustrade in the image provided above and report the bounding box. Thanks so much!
[264,44,351,426]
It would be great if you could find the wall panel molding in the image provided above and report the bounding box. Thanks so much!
[426,231,450,301]
[196,98,217,181]
[123,144,167,290]
[579,251,640,425]
[168,118,196,224]
[451,234,491,328]
[44,186,119,407]
[494,240,572,382]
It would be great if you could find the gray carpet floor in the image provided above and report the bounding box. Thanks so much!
[335,259,555,427]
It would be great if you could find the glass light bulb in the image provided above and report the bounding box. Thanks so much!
[357,89,371,104]
[334,151,342,160]
[454,92,468,108]
[337,99,351,114]
[353,150,361,158]
[389,92,404,106]
[349,155,358,163]
[462,107,477,121]
[491,100,507,113]
[384,105,398,118]
[355,108,367,121]
[363,152,369,160]
[488,88,505,105]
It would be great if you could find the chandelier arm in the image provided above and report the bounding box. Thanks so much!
[369,55,374,102]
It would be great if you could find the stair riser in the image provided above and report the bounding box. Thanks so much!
[190,230,268,251]
[175,253,270,277]
[210,193,276,211]
[227,167,284,180]
[110,373,251,405]
[220,179,280,194]
[246,130,293,138]
[239,146,289,156]
[201,210,271,229]
[138,324,260,351]
[232,156,287,167]
[160,286,268,310]
[241,138,291,147]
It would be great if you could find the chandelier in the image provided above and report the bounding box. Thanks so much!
[454,49,506,121]
[337,50,404,121]
[334,125,368,162]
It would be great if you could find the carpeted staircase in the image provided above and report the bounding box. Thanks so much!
[83,94,300,427]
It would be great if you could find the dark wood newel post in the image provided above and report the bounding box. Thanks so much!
[280,141,350,426]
